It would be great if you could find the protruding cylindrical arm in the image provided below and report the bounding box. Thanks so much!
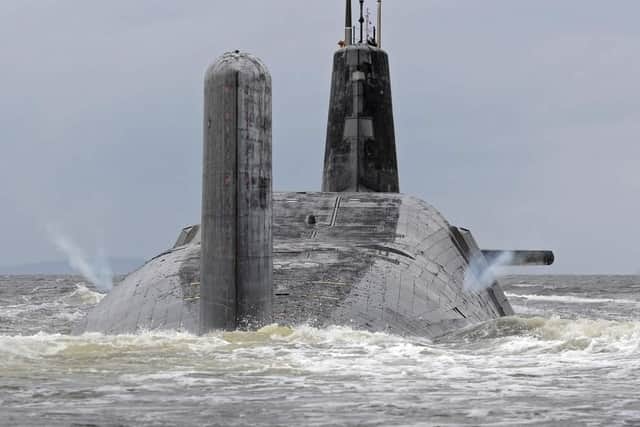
[481,250,555,266]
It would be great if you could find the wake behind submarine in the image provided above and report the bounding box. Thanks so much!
[77,0,554,338]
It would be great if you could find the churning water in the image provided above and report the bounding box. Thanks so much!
[1,275,639,426]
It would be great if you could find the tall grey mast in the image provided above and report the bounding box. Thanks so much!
[377,0,382,47]
[345,0,353,46]
[358,0,365,43]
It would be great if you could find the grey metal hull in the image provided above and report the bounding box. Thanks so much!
[77,192,512,338]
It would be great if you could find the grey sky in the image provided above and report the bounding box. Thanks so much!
[0,0,638,274]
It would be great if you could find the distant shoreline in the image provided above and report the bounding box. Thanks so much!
[0,258,145,276]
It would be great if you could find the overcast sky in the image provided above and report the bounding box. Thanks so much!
[0,0,638,274]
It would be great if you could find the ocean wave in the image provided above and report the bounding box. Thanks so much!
[505,293,638,305]
[0,331,223,365]
[0,325,428,374]
[61,283,106,305]
[0,320,636,414]
[530,316,640,343]
[506,283,540,288]
[0,327,636,425]
[0,319,637,366]
[450,316,640,355]
[0,284,103,327]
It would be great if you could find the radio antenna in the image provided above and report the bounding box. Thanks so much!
[358,0,365,43]
[377,0,382,47]
[365,7,371,42]
[345,0,353,46]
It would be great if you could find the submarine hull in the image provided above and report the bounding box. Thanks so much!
[77,192,512,338]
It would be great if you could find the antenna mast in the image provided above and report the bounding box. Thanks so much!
[358,0,365,43]
[377,0,382,48]
[365,7,371,42]
[345,0,353,46]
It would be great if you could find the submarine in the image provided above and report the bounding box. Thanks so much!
[76,0,554,338]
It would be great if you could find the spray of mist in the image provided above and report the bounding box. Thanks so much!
[46,227,113,292]
[463,251,514,292]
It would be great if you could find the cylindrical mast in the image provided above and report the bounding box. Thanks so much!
[365,7,370,41]
[359,0,364,43]
[345,0,353,45]
[377,0,382,48]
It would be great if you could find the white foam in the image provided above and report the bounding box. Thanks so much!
[508,283,540,288]
[531,316,640,341]
[0,320,637,380]
[55,311,85,322]
[0,332,69,362]
[0,316,638,425]
[63,283,106,305]
[506,293,638,305]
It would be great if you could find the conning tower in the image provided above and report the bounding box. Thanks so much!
[323,0,399,193]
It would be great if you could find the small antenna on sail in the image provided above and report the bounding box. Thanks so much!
[365,7,371,42]
[359,0,365,44]
[377,0,382,48]
[345,0,353,46]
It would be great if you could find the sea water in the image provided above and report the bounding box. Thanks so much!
[0,275,638,426]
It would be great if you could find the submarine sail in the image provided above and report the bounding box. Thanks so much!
[323,0,399,193]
